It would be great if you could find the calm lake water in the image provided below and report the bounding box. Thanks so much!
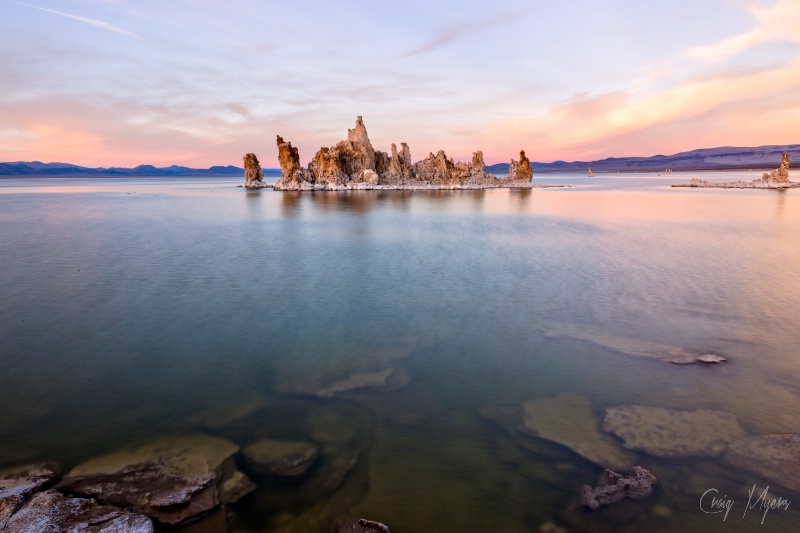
[2,171,800,532]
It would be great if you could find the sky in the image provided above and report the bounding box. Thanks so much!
[1,0,799,168]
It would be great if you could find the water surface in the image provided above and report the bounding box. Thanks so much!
[1,172,799,532]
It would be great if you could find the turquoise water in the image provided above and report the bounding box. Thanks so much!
[1,173,800,532]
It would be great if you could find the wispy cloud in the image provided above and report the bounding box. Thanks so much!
[401,11,525,57]
[11,1,141,38]
[686,0,800,62]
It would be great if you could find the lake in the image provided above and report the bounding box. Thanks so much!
[1,171,799,532]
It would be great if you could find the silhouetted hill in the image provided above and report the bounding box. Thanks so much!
[0,162,259,176]
[3,144,797,176]
[485,144,800,173]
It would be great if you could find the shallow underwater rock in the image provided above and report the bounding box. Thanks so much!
[603,406,745,457]
[243,439,319,477]
[243,153,267,189]
[579,466,657,510]
[0,463,59,529]
[306,406,365,445]
[538,521,568,533]
[337,518,391,532]
[314,367,409,398]
[522,394,636,469]
[723,434,800,493]
[540,322,728,365]
[308,449,360,496]
[5,489,153,532]
[663,353,727,365]
[186,394,267,432]
[59,434,254,525]
[278,361,410,398]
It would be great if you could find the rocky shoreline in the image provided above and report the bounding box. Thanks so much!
[243,117,550,191]
[0,359,412,532]
[0,430,388,532]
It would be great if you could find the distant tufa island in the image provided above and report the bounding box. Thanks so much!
[244,116,535,190]
[673,153,798,189]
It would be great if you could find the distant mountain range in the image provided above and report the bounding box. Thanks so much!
[485,144,800,173]
[2,144,797,176]
[0,161,253,176]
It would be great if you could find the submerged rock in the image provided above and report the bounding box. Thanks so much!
[59,434,255,526]
[603,406,745,457]
[663,353,727,365]
[5,489,153,532]
[243,153,267,189]
[337,518,391,532]
[538,521,568,533]
[243,439,319,477]
[522,394,636,469]
[541,322,728,365]
[579,466,657,510]
[278,363,410,398]
[315,367,409,398]
[723,434,800,493]
[0,463,59,529]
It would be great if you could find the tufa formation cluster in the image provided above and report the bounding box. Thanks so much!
[262,117,533,190]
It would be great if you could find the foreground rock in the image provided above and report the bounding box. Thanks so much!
[337,518,391,532]
[5,489,152,532]
[243,153,267,189]
[243,439,319,477]
[273,117,538,190]
[603,406,745,457]
[723,434,800,493]
[674,153,797,188]
[0,463,58,529]
[522,394,636,469]
[59,434,255,526]
[579,466,657,510]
